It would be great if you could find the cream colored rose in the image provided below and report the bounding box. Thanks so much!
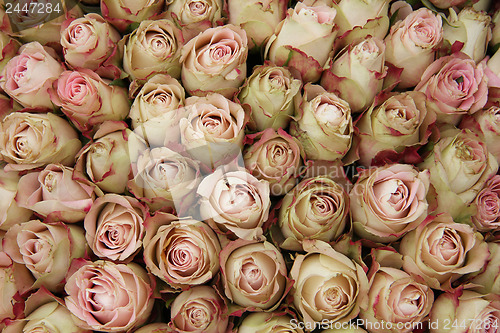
[467,242,500,295]
[0,166,32,231]
[290,84,353,161]
[238,312,305,333]
[0,112,81,171]
[180,24,248,98]
[290,240,369,326]
[198,167,271,241]
[279,176,349,251]
[239,64,301,132]
[492,10,500,47]
[400,213,490,290]
[101,0,165,32]
[0,31,19,74]
[122,19,183,81]
[220,240,289,310]
[385,8,443,88]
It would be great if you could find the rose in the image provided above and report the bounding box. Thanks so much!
[279,176,350,251]
[418,128,498,220]
[180,24,248,98]
[0,112,82,171]
[169,285,229,333]
[322,327,367,333]
[415,52,488,124]
[198,167,271,241]
[290,84,353,161]
[49,69,130,136]
[128,147,201,212]
[0,31,20,74]
[427,0,468,9]
[122,19,183,81]
[143,213,221,290]
[471,175,500,232]
[166,0,224,41]
[237,312,305,333]
[290,240,369,326]
[238,64,301,132]
[0,42,64,109]
[443,7,492,63]
[429,291,500,333]
[135,323,171,333]
[492,10,500,47]
[220,240,289,310]
[400,213,490,290]
[264,0,338,83]
[243,128,305,196]
[459,106,500,164]
[354,91,436,166]
[0,166,32,231]
[179,93,246,169]
[228,0,287,49]
[320,36,387,113]
[358,265,434,333]
[73,128,132,194]
[3,220,86,292]
[15,164,95,223]
[84,194,148,262]
[61,13,122,79]
[64,259,154,332]
[467,242,500,295]
[350,164,430,243]
[101,0,165,32]
[384,8,443,89]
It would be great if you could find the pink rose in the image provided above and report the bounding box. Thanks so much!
[15,164,95,223]
[61,13,122,79]
[101,0,165,32]
[0,42,64,109]
[49,69,130,136]
[180,25,248,98]
[85,194,148,262]
[64,259,154,332]
[3,220,86,292]
[471,175,500,232]
[415,52,488,124]
[169,285,229,333]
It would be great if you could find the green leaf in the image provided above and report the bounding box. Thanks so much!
[389,8,400,27]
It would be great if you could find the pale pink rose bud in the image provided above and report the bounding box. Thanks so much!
[85,194,148,262]
[279,176,349,251]
[228,0,287,49]
[237,312,305,333]
[290,240,369,326]
[265,0,338,83]
[73,129,132,194]
[358,265,434,333]
[290,83,353,161]
[467,241,500,295]
[238,64,301,132]
[400,213,490,291]
[429,291,500,333]
[122,19,184,81]
[321,36,387,113]
[15,164,95,223]
[354,91,436,166]
[350,164,430,243]
[415,52,488,125]
[3,220,86,292]
[64,259,155,332]
[169,285,229,333]
[50,70,130,136]
[179,93,246,169]
[244,128,305,196]
[0,166,32,231]
[444,7,492,63]
[0,112,82,171]
[0,31,20,74]
[198,167,271,241]
[0,42,64,109]
[143,213,221,290]
[418,128,498,220]
[220,240,290,311]
[180,24,248,98]
[385,8,443,89]
[166,0,224,42]
[61,13,122,80]
[471,175,500,232]
[101,0,165,32]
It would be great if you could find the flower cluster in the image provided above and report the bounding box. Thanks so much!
[0,0,500,332]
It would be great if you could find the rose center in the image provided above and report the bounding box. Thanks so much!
[70,24,93,45]
[241,262,264,290]
[188,1,208,15]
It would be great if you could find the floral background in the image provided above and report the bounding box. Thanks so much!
[0,0,499,332]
